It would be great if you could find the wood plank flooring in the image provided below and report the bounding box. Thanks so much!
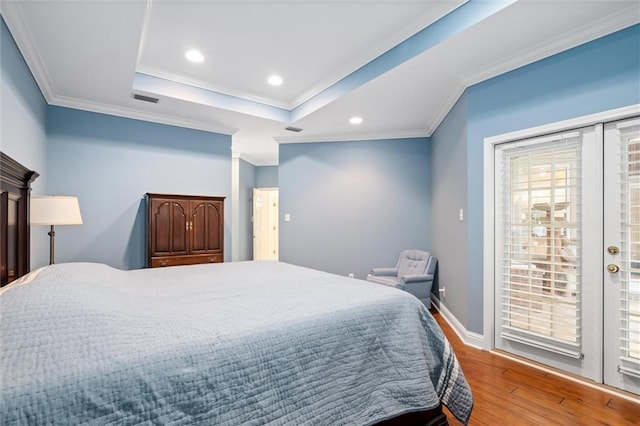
[431,312,640,425]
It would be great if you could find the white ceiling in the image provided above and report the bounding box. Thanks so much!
[2,1,638,165]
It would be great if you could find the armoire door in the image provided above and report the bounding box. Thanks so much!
[190,199,223,254]
[149,198,189,257]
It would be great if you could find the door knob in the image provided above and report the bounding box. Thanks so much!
[607,264,619,273]
[607,245,619,255]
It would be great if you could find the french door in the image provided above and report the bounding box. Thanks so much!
[494,116,640,394]
[603,118,640,393]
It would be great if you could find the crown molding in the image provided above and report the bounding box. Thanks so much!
[287,0,467,109]
[426,4,639,137]
[274,129,428,144]
[136,65,292,110]
[1,2,57,103]
[237,151,279,167]
[425,81,467,137]
[462,3,640,88]
[134,2,467,114]
[49,94,238,136]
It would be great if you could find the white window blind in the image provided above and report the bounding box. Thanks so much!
[617,123,640,378]
[497,132,583,358]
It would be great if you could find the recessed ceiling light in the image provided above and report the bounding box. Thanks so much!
[350,116,363,125]
[185,49,204,63]
[268,75,283,86]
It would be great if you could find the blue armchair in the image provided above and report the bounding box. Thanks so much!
[366,250,437,307]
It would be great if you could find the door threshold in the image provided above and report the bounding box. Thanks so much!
[490,349,639,403]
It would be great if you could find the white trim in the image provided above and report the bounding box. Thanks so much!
[136,66,293,110]
[430,295,485,350]
[231,156,240,262]
[463,4,640,88]
[274,129,429,144]
[425,10,639,139]
[425,82,467,137]
[483,104,640,364]
[485,104,640,145]
[1,1,56,103]
[483,128,496,351]
[286,1,467,110]
[49,94,238,136]
[134,0,154,71]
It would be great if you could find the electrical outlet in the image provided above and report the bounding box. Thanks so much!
[439,287,446,299]
[348,273,355,278]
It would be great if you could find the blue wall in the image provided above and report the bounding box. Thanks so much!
[433,24,640,334]
[1,17,50,268]
[430,93,469,325]
[256,166,278,188]
[279,137,431,279]
[46,106,232,270]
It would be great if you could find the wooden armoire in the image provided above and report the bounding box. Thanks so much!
[146,193,225,268]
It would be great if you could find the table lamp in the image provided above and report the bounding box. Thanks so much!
[30,195,83,265]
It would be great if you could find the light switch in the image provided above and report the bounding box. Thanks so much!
[459,208,464,221]
[284,213,291,222]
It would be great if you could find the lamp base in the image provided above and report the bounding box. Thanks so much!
[48,225,55,265]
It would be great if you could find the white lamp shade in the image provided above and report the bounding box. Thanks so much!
[30,196,83,225]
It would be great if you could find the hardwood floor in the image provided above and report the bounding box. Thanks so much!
[432,312,640,425]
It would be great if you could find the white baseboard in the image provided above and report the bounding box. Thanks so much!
[430,295,485,350]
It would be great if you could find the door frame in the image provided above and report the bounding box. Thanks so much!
[483,104,640,351]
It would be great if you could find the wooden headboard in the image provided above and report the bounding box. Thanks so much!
[0,152,39,286]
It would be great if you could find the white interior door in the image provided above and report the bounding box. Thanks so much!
[253,188,279,261]
[603,118,640,394]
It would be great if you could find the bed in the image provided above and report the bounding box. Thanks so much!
[0,261,472,425]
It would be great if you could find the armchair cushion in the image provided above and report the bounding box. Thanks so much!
[370,267,398,277]
[400,274,431,284]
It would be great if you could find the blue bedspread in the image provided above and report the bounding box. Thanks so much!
[0,261,473,425]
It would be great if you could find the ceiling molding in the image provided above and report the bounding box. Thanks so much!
[134,0,154,68]
[237,151,279,167]
[275,129,429,144]
[136,65,292,110]
[134,72,291,123]
[1,2,56,103]
[49,93,238,136]
[135,1,466,112]
[462,3,640,87]
[426,3,639,138]
[425,81,467,137]
[286,0,467,109]
[289,0,517,123]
